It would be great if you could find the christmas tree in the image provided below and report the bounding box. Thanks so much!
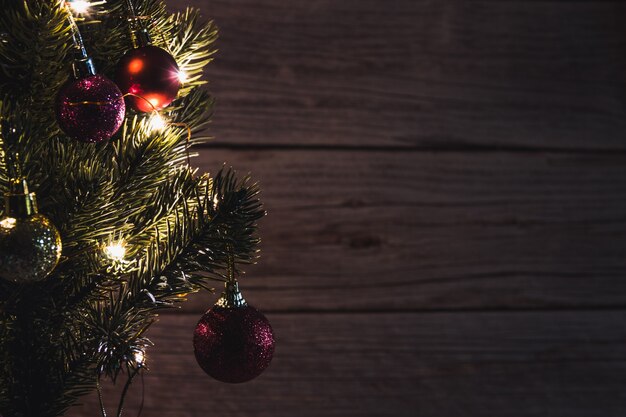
[0,1,274,416]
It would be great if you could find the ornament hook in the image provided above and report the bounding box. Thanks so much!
[226,243,236,283]
[124,0,152,47]
[216,243,247,308]
[60,0,97,77]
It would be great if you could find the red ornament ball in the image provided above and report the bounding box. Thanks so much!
[115,45,181,112]
[55,74,125,143]
[194,304,275,383]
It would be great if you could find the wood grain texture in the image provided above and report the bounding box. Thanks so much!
[171,0,626,150]
[68,311,626,417]
[163,149,626,312]
[71,1,626,416]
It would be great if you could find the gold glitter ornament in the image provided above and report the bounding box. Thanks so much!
[0,178,62,283]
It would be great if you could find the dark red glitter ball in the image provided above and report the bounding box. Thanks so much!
[55,74,125,143]
[193,304,275,384]
[115,45,181,112]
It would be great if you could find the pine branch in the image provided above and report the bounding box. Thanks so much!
[0,1,261,415]
[167,8,218,96]
[87,167,264,379]
[0,1,72,101]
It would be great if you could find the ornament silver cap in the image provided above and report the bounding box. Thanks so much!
[72,56,97,79]
[4,178,38,218]
[215,281,248,309]
[128,17,152,48]
[131,28,152,48]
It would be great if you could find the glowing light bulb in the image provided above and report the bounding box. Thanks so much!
[68,0,91,13]
[134,350,145,366]
[178,70,189,83]
[148,113,167,132]
[105,240,126,261]
[0,218,16,230]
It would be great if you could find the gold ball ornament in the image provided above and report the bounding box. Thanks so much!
[0,179,62,283]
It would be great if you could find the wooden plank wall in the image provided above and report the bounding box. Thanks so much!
[70,1,626,416]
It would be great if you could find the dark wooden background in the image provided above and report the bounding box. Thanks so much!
[69,1,626,416]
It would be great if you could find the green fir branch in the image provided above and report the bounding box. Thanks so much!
[0,1,262,415]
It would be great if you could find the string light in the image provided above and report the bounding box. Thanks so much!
[133,350,145,366]
[0,218,16,230]
[67,0,106,14]
[177,70,189,84]
[67,1,92,14]
[105,240,126,261]
[148,113,167,132]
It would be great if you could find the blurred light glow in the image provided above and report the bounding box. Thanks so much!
[105,240,126,261]
[178,70,189,83]
[134,350,145,366]
[0,217,16,230]
[67,0,106,14]
[128,58,144,74]
[134,93,167,112]
[68,0,92,13]
[148,113,167,132]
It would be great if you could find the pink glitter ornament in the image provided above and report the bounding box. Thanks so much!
[193,281,275,383]
[55,73,125,143]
